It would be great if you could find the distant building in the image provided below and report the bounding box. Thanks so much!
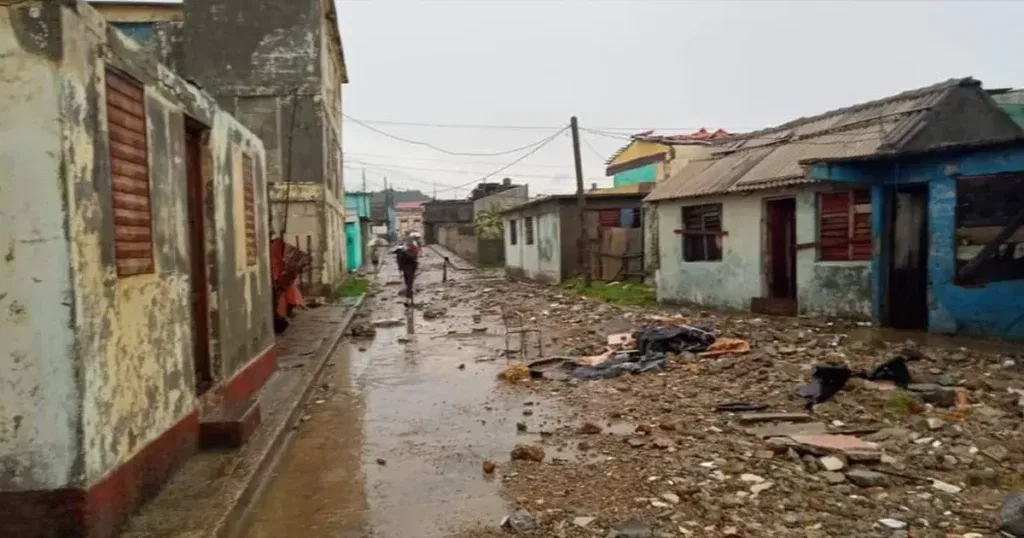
[501,193,646,283]
[396,201,425,237]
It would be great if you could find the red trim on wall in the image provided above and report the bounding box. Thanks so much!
[209,344,277,410]
[0,410,199,538]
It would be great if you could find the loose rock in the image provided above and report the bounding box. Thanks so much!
[510,443,545,462]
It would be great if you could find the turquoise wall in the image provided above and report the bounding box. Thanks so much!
[613,163,657,187]
[345,222,362,271]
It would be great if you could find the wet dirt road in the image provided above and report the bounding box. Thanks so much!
[242,250,557,538]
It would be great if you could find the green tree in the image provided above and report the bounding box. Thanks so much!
[474,211,504,239]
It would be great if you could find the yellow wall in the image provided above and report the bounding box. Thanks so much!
[608,140,670,169]
[89,3,183,22]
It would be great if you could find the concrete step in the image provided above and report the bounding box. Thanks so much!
[199,396,262,450]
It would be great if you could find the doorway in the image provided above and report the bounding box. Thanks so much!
[887,185,929,330]
[765,198,797,299]
[185,120,212,394]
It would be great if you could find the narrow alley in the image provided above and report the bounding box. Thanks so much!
[242,249,563,538]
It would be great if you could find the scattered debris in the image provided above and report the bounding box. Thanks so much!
[375,458,387,466]
[371,318,403,328]
[500,509,536,533]
[510,443,545,462]
[482,458,497,474]
[1001,491,1024,537]
[578,422,603,434]
[499,362,530,383]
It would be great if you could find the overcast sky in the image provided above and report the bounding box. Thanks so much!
[336,0,1024,198]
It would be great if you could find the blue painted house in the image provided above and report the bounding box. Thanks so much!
[805,78,1024,341]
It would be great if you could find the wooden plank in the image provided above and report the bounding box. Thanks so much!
[112,191,150,212]
[110,141,148,166]
[114,207,152,228]
[109,125,147,148]
[115,241,153,259]
[673,229,729,236]
[105,70,144,101]
[111,174,150,196]
[958,207,1024,281]
[111,159,148,181]
[114,225,151,243]
[957,226,1024,245]
[107,107,147,135]
[106,90,145,117]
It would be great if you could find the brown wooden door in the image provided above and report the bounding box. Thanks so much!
[766,198,796,299]
[185,124,212,394]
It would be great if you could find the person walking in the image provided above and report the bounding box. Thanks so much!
[393,232,421,304]
[367,234,388,272]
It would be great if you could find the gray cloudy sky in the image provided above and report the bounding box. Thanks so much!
[336,0,1024,198]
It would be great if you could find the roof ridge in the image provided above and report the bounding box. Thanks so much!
[730,77,976,142]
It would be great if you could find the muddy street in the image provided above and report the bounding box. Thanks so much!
[239,249,1024,538]
[241,249,561,538]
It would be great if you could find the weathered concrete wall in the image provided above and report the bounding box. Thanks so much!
[182,0,320,96]
[183,0,347,288]
[437,223,479,264]
[654,186,871,318]
[0,1,273,488]
[208,116,274,378]
[0,5,79,490]
[504,205,561,283]
[473,185,528,215]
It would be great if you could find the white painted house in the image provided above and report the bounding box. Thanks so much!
[646,78,1022,319]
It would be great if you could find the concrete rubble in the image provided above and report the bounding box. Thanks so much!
[455,277,1024,538]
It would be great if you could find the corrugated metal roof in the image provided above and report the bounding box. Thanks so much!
[646,77,979,202]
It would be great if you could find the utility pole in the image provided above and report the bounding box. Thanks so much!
[570,116,590,286]
[361,169,367,193]
[433,183,437,200]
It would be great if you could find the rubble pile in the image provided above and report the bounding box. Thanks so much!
[469,279,1024,538]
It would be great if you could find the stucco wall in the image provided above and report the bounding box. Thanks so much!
[504,207,561,283]
[2,1,273,487]
[654,185,871,318]
[0,6,79,490]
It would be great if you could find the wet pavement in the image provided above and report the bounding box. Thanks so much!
[242,250,556,538]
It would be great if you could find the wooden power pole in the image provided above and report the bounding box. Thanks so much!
[570,116,590,286]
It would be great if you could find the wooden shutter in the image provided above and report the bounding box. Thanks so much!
[106,68,153,277]
[850,189,872,260]
[598,209,620,229]
[243,154,257,265]
[819,190,871,261]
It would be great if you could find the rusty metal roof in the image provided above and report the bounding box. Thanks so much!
[646,77,981,202]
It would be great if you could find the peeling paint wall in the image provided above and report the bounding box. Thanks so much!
[0,4,80,490]
[1,1,272,487]
[503,204,562,283]
[181,0,348,289]
[654,186,871,318]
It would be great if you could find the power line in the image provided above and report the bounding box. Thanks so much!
[343,117,758,133]
[436,127,569,194]
[580,133,608,161]
[343,151,585,170]
[343,113,568,157]
[346,158,600,181]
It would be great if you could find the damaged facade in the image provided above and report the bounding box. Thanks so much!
[90,0,351,292]
[646,77,1024,338]
[0,1,274,536]
[502,193,645,284]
